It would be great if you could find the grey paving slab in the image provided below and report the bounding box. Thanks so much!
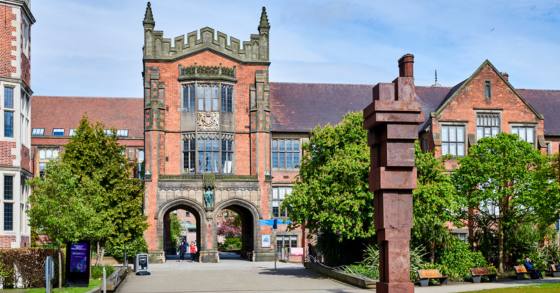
[117,253,369,293]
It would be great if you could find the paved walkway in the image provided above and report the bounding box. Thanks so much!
[118,253,560,292]
[117,252,366,293]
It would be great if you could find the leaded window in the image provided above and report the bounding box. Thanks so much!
[441,125,465,156]
[222,140,233,173]
[4,176,13,200]
[198,85,219,112]
[183,85,195,111]
[484,80,492,99]
[511,126,535,145]
[4,111,12,138]
[198,138,220,173]
[4,203,12,231]
[272,139,301,169]
[183,138,196,173]
[221,86,233,113]
[476,113,500,140]
[4,87,13,109]
[272,187,292,218]
[39,148,59,177]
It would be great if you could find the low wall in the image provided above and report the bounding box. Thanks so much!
[85,266,129,293]
[304,262,376,289]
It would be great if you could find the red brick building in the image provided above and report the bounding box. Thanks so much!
[0,0,34,249]
[26,3,560,261]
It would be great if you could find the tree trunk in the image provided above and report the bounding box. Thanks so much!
[498,226,504,275]
[57,242,62,290]
[430,241,435,264]
[99,245,105,266]
[96,241,101,265]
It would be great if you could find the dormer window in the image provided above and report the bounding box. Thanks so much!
[52,128,65,136]
[484,80,492,99]
[32,128,44,136]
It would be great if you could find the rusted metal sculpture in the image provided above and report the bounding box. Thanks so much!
[363,54,423,293]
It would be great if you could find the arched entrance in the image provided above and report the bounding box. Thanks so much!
[213,198,261,261]
[156,197,207,262]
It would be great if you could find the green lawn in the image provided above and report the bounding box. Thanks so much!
[4,280,103,293]
[465,282,560,293]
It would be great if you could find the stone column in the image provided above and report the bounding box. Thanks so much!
[363,54,423,293]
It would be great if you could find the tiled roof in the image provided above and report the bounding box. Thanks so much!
[31,96,144,138]
[269,82,453,133]
[518,89,560,136]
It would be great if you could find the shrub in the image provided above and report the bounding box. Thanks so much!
[358,244,427,282]
[349,264,379,280]
[106,237,148,262]
[223,237,242,250]
[436,237,488,281]
[91,265,116,280]
[0,248,61,288]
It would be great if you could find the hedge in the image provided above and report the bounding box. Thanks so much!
[0,248,62,289]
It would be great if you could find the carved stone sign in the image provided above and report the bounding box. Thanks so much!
[197,111,219,131]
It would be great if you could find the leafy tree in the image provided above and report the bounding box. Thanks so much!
[61,115,148,264]
[452,132,560,274]
[217,217,242,239]
[27,160,111,288]
[283,112,373,240]
[169,213,183,247]
[413,142,459,263]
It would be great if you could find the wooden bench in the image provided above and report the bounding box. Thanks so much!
[514,266,533,280]
[549,264,560,277]
[470,267,497,283]
[417,269,448,287]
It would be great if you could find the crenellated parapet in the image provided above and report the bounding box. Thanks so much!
[142,3,270,64]
[178,63,237,82]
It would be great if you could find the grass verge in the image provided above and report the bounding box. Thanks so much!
[464,282,560,293]
[5,280,103,293]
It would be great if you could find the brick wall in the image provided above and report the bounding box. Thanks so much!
[21,52,29,85]
[0,141,16,166]
[20,235,29,248]
[0,5,16,77]
[0,235,16,248]
[21,144,30,172]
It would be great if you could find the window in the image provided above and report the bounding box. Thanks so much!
[183,138,196,173]
[4,203,13,231]
[276,235,298,260]
[186,211,190,217]
[4,87,13,109]
[441,126,465,156]
[547,142,552,155]
[22,19,29,56]
[52,128,65,136]
[480,199,499,216]
[511,126,535,145]
[272,139,300,169]
[39,148,59,176]
[452,233,467,243]
[423,138,429,153]
[198,138,220,173]
[32,128,44,136]
[4,111,13,138]
[104,129,114,136]
[197,85,219,112]
[188,228,196,233]
[221,86,233,113]
[484,80,492,99]
[116,129,129,137]
[4,176,13,200]
[222,140,233,173]
[139,150,145,161]
[183,85,195,111]
[476,113,500,140]
[69,129,76,136]
[272,187,292,218]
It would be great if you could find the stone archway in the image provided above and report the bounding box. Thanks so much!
[155,197,207,262]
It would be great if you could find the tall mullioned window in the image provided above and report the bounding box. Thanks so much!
[4,176,13,200]
[272,139,300,169]
[484,80,492,99]
[183,138,196,173]
[221,86,233,113]
[198,85,219,112]
[183,136,234,174]
[4,203,13,231]
[511,126,535,145]
[272,187,292,218]
[476,113,500,140]
[441,126,465,156]
[183,85,195,111]
[4,87,13,109]
[222,140,233,173]
[198,138,220,173]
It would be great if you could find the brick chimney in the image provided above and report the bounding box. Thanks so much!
[501,72,509,81]
[398,53,414,77]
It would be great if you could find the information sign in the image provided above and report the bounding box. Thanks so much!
[65,240,91,287]
[261,234,271,248]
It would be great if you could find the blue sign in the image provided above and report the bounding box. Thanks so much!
[259,219,275,226]
[277,219,292,225]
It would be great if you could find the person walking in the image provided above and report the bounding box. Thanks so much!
[524,257,543,279]
[190,241,197,262]
[178,241,187,262]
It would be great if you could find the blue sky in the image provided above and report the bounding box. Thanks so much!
[32,0,560,97]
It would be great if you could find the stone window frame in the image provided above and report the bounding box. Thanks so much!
[438,121,468,157]
[546,141,552,155]
[484,79,492,100]
[276,234,299,259]
[2,172,17,232]
[3,85,15,138]
[271,134,304,171]
[509,122,537,148]
[474,110,502,141]
[181,133,235,175]
[180,81,236,114]
[38,147,60,177]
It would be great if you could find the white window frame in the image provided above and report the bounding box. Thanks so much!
[116,129,129,137]
[510,123,536,147]
[52,128,65,136]
[475,110,502,141]
[272,186,292,218]
[440,122,467,157]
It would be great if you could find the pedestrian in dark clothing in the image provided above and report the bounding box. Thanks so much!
[178,241,187,262]
[524,257,543,279]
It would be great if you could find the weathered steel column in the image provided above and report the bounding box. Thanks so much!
[363,54,423,293]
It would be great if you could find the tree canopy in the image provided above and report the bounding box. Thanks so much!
[283,112,373,240]
[452,132,560,274]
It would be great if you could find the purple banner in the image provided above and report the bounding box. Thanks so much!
[69,243,88,273]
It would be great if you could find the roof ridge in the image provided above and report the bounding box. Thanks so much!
[33,95,142,99]
[270,81,375,86]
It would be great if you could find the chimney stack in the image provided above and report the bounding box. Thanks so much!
[501,72,509,81]
[398,53,414,77]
